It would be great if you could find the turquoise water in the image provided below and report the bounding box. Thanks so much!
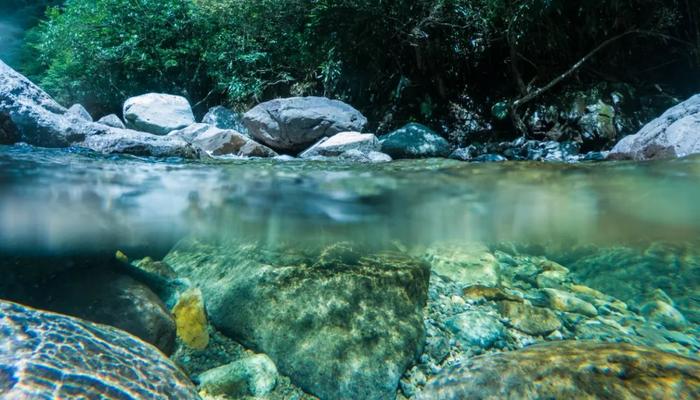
[1,143,698,399]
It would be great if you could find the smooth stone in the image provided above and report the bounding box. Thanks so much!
[169,123,277,157]
[498,300,562,336]
[97,114,126,129]
[473,153,507,162]
[300,131,380,158]
[542,288,598,317]
[641,300,689,331]
[197,354,278,398]
[339,149,393,163]
[535,269,569,289]
[165,240,430,400]
[418,341,700,399]
[445,310,505,349]
[66,104,92,122]
[243,96,368,153]
[0,300,200,399]
[172,288,210,350]
[80,129,201,158]
[609,94,700,160]
[123,93,195,135]
[424,244,501,287]
[379,123,451,159]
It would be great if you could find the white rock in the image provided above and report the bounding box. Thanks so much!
[197,354,278,397]
[300,131,380,158]
[123,93,195,135]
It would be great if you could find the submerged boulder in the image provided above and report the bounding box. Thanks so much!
[418,341,700,399]
[37,268,177,355]
[165,240,430,400]
[609,94,700,160]
[169,123,277,157]
[0,300,200,399]
[380,123,451,159]
[300,131,380,158]
[123,93,195,135]
[243,96,368,153]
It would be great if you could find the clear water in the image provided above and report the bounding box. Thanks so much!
[1,143,698,397]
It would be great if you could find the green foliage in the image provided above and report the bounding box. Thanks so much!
[22,0,700,128]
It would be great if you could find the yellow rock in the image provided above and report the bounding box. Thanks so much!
[172,288,209,350]
[115,250,129,264]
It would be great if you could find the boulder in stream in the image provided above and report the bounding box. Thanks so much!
[123,93,195,135]
[169,123,277,157]
[380,123,451,159]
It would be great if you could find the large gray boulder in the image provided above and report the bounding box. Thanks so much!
[123,93,195,135]
[0,59,86,146]
[169,123,277,157]
[609,94,700,160]
[380,123,451,159]
[165,240,430,400]
[243,96,368,153]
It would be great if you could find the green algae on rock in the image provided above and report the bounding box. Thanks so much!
[165,239,430,400]
[418,341,700,400]
[0,300,200,399]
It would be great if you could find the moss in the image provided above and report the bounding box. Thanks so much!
[172,288,210,350]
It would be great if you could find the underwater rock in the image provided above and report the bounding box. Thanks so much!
[641,300,689,331]
[243,96,368,153]
[97,114,127,129]
[540,288,598,317]
[379,123,451,159]
[66,104,93,122]
[172,288,210,350]
[202,105,248,134]
[123,93,196,135]
[169,123,277,157]
[300,131,380,158]
[424,244,501,287]
[165,240,430,400]
[37,268,177,355]
[609,94,700,160]
[197,354,278,398]
[417,341,700,400]
[498,300,562,336]
[0,300,200,399]
[445,310,506,349]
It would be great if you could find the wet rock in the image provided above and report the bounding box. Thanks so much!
[202,105,247,133]
[578,100,617,143]
[424,244,501,287]
[609,94,700,160]
[498,301,562,336]
[173,288,210,350]
[165,240,430,400]
[37,268,177,355]
[243,96,368,153]
[541,288,598,317]
[123,93,196,135]
[0,59,91,146]
[169,123,277,157]
[463,285,523,303]
[380,123,451,159]
[448,146,477,161]
[535,269,569,289]
[418,341,700,400]
[0,300,200,399]
[473,153,507,162]
[80,129,201,158]
[339,149,392,163]
[97,114,127,129]
[197,354,278,398]
[300,131,380,158]
[641,300,689,331]
[445,310,505,349]
[66,104,92,122]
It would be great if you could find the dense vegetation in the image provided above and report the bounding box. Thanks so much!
[19,0,700,141]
